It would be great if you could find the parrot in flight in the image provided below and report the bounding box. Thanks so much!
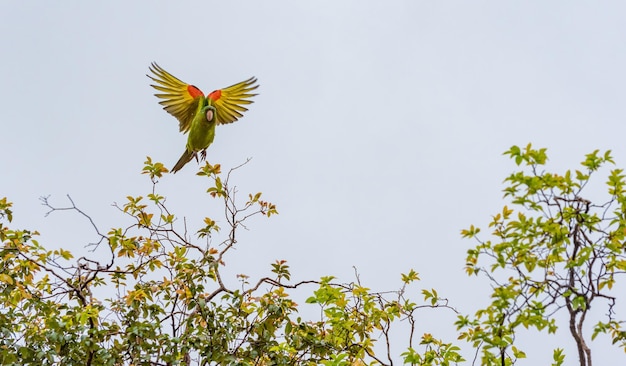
[148,63,258,173]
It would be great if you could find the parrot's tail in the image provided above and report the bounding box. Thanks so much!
[171,149,194,173]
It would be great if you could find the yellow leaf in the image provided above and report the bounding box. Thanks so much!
[0,273,13,285]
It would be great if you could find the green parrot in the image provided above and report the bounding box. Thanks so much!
[148,63,258,173]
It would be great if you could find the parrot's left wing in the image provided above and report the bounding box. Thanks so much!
[148,63,204,133]
[207,77,259,125]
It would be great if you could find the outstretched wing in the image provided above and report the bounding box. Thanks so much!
[207,77,259,125]
[148,63,204,133]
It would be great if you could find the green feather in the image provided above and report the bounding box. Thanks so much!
[171,103,216,173]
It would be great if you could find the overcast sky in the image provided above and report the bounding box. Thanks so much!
[2,2,626,364]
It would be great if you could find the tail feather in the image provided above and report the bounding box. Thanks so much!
[171,149,194,173]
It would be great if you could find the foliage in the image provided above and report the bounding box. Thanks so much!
[459,144,626,366]
[10,144,625,366]
[0,159,461,366]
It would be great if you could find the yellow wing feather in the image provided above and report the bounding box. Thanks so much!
[208,77,259,125]
[148,63,204,133]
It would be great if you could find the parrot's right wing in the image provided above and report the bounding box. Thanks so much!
[148,63,204,133]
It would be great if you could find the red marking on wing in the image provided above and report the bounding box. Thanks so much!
[187,85,203,98]
[208,89,222,102]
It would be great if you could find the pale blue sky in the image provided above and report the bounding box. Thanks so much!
[2,2,626,363]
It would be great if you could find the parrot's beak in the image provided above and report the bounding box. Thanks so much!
[206,109,215,122]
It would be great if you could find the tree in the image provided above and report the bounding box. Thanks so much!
[458,144,626,366]
[0,158,462,365]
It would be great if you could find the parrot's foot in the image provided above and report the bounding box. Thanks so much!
[200,149,207,161]
[193,152,199,164]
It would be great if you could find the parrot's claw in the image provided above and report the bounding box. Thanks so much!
[200,149,207,161]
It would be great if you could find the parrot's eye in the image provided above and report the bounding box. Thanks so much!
[205,108,215,122]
